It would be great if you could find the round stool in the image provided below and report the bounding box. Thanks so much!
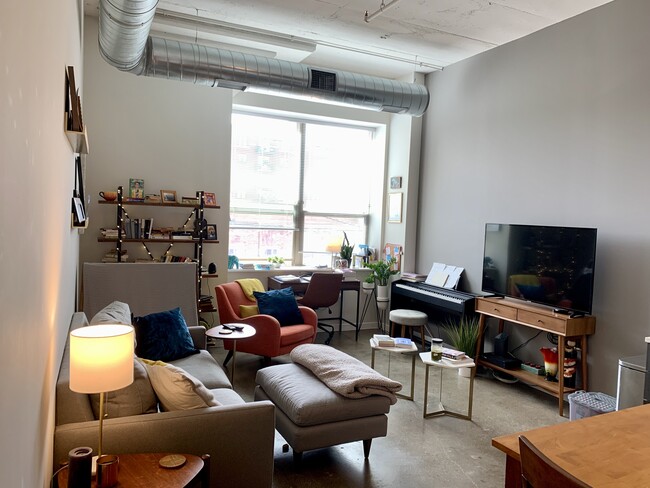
[389,309,428,349]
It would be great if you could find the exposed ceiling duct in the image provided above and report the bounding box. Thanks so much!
[98,0,429,116]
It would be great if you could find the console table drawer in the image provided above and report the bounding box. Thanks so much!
[476,300,517,320]
[518,310,566,334]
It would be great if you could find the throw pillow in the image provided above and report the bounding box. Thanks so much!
[253,287,303,326]
[132,308,199,362]
[90,357,157,419]
[90,301,132,326]
[140,359,220,411]
[239,304,259,318]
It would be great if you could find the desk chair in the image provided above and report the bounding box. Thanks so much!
[519,435,590,488]
[296,273,344,345]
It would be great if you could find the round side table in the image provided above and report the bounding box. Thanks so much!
[205,324,256,388]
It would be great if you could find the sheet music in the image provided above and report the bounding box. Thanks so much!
[425,262,464,289]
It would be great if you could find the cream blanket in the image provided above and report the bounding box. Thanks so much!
[290,344,402,405]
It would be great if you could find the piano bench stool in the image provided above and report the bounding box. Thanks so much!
[389,309,428,350]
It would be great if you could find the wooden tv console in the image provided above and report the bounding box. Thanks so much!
[474,297,596,416]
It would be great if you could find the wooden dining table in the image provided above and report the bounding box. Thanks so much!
[492,403,650,487]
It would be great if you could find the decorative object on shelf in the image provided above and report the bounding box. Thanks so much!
[339,232,354,265]
[563,340,577,388]
[99,191,117,202]
[160,189,177,203]
[387,192,402,223]
[390,176,402,189]
[181,196,200,205]
[69,324,134,462]
[228,255,240,269]
[129,179,144,201]
[204,192,217,206]
[206,224,217,240]
[540,347,559,382]
[72,196,86,226]
[144,194,161,203]
[72,155,87,228]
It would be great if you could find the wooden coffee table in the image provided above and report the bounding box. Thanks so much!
[57,452,209,488]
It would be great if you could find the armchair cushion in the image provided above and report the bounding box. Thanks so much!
[253,288,303,326]
[133,308,199,362]
[240,304,260,318]
[141,359,221,411]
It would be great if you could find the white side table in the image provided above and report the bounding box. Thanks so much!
[206,324,256,387]
[419,352,476,420]
[370,339,418,400]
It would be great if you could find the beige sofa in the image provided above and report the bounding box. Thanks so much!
[53,263,275,488]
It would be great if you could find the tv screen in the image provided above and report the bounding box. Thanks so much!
[482,223,597,315]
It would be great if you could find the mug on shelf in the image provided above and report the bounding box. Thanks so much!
[99,191,118,201]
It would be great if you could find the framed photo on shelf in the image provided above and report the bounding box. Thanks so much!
[160,189,177,203]
[129,178,144,200]
[206,224,217,240]
[387,192,402,223]
[204,192,217,207]
[72,196,86,225]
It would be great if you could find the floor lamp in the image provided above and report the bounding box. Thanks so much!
[69,324,134,460]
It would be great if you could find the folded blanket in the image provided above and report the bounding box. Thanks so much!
[235,278,265,301]
[290,344,402,405]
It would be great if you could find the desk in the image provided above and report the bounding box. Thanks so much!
[57,453,208,487]
[268,276,361,340]
[492,404,650,487]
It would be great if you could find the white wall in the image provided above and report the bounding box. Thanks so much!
[80,17,233,278]
[418,0,650,394]
[0,0,83,485]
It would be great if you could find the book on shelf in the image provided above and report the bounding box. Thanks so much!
[394,337,413,349]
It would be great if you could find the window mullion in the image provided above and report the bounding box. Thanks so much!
[293,123,307,265]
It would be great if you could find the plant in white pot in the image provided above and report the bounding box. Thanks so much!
[362,274,376,294]
[363,257,399,301]
[446,316,480,377]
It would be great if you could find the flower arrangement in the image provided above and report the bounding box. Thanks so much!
[363,257,399,286]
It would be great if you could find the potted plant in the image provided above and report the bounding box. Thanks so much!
[362,273,376,294]
[339,232,354,267]
[364,257,399,300]
[446,316,480,377]
[267,256,285,268]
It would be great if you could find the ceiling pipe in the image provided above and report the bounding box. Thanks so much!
[98,0,429,116]
[364,0,401,23]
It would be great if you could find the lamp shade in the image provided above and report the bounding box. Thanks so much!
[69,324,134,394]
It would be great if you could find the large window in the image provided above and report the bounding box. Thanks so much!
[229,111,381,266]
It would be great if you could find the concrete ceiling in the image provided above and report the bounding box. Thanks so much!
[84,0,612,80]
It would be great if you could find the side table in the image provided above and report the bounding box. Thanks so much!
[419,352,476,420]
[370,339,418,400]
[57,453,209,488]
[205,324,256,387]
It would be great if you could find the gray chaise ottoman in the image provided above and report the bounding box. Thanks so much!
[254,363,391,461]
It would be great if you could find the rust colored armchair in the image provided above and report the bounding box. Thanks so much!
[215,280,318,363]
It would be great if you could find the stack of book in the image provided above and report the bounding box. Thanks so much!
[401,272,427,283]
[101,249,128,262]
[371,334,414,349]
[100,227,119,239]
[199,295,214,312]
[162,255,195,263]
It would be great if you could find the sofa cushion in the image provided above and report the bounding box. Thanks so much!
[133,307,199,362]
[170,350,232,389]
[89,301,131,326]
[90,357,157,419]
[141,359,221,411]
[253,288,303,326]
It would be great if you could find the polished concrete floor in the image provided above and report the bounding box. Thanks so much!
[209,329,567,488]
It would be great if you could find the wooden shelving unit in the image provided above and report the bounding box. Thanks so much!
[475,296,596,416]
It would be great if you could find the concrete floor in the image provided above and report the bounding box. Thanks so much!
[209,329,567,488]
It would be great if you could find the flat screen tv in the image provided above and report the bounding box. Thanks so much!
[481,223,597,315]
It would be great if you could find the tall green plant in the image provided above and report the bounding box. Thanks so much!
[446,316,480,358]
[340,232,354,262]
[363,257,399,286]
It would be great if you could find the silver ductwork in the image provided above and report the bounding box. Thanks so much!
[98,0,429,116]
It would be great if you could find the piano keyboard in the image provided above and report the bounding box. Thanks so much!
[395,283,464,304]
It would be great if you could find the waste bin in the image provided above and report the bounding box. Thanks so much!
[616,354,647,410]
[568,391,616,421]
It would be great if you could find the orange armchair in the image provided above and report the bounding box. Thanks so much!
[214,280,318,363]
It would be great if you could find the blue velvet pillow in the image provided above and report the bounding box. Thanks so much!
[253,288,303,326]
[133,307,199,361]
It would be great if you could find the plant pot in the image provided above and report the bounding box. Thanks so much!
[377,298,389,310]
[362,282,375,295]
[376,285,389,300]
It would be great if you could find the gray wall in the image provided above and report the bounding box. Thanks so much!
[0,0,83,485]
[418,0,650,395]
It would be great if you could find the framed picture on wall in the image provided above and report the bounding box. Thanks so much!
[387,192,402,223]
[390,176,402,189]
[160,189,177,203]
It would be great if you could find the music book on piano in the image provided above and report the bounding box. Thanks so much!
[401,272,426,282]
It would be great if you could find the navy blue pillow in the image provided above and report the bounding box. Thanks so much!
[133,307,199,361]
[253,288,303,326]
